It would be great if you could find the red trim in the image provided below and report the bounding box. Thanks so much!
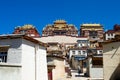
[41,35,88,38]
[105,30,115,33]
[48,71,52,80]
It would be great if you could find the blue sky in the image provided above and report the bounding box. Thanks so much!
[0,0,120,34]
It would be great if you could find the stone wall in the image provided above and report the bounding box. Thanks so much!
[0,39,22,63]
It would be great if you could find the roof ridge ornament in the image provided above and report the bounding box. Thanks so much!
[16,24,35,30]
[54,19,67,24]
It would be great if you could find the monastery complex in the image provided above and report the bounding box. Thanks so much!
[0,19,120,80]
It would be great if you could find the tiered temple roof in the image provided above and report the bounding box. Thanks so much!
[15,24,35,30]
[80,23,103,29]
[81,23,102,27]
[42,20,78,36]
[13,24,40,37]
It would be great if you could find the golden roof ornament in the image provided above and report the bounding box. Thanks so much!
[68,24,74,26]
[54,19,66,24]
[17,24,35,30]
[91,28,95,30]
[46,24,52,26]
[81,23,102,26]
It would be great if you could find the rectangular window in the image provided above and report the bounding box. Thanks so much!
[72,51,75,55]
[92,36,96,38]
[111,33,113,36]
[78,43,81,47]
[0,52,7,62]
[83,51,86,54]
[78,51,81,55]
[99,51,103,54]
[0,45,9,63]
[83,62,87,67]
[92,57,103,66]
[89,31,98,36]
[108,38,110,40]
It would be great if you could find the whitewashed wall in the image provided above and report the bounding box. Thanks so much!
[69,50,87,60]
[97,50,103,54]
[52,59,65,80]
[36,46,48,80]
[90,67,103,79]
[0,39,22,63]
[0,38,48,80]
[22,39,48,80]
[0,38,22,80]
[0,64,21,80]
[36,36,87,43]
[88,58,103,79]
[105,33,115,40]
[22,39,35,80]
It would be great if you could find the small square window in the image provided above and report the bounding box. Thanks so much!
[0,52,7,62]
[92,36,95,38]
[99,51,102,54]
[83,51,86,54]
[78,51,81,55]
[72,51,75,54]
[111,33,113,36]
[0,46,9,63]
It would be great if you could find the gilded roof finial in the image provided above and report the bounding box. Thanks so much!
[54,19,66,24]
[16,24,35,30]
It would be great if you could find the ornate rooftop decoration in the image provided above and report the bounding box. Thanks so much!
[54,20,66,24]
[81,24,102,27]
[46,24,52,27]
[42,19,78,36]
[13,24,40,37]
[114,24,120,31]
[17,24,35,30]
[105,30,115,33]
[68,24,75,26]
